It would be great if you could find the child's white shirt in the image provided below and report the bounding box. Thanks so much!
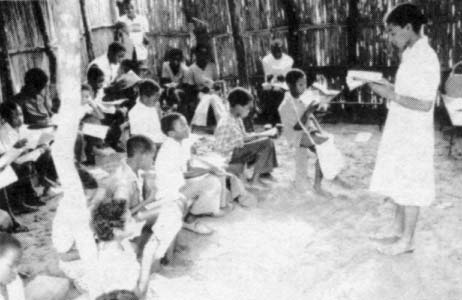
[128,99,166,144]
[278,89,319,147]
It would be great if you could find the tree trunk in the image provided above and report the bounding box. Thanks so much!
[227,0,249,87]
[52,0,97,267]
[80,0,95,62]
[280,0,302,67]
[0,3,15,100]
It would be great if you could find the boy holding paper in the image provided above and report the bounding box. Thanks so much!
[278,69,333,196]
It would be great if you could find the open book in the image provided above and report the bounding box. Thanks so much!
[346,70,384,90]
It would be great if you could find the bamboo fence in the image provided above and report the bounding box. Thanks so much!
[2,0,462,117]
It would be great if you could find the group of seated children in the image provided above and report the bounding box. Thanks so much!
[0,68,60,232]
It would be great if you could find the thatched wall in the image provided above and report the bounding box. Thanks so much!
[2,0,462,113]
[0,0,55,95]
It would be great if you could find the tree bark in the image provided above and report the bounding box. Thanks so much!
[227,0,249,87]
[280,0,302,67]
[52,0,97,268]
[0,3,15,100]
[79,0,95,62]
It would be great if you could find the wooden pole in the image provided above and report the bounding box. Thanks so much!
[227,0,249,87]
[80,0,95,62]
[0,2,15,100]
[347,0,359,66]
[280,0,302,67]
[32,1,57,84]
[52,0,97,277]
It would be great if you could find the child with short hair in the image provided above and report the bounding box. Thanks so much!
[156,113,224,233]
[278,68,330,196]
[214,87,278,189]
[128,79,166,147]
[0,233,25,300]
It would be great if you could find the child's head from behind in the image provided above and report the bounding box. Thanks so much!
[87,66,105,92]
[92,199,141,242]
[138,79,161,107]
[228,87,253,118]
[0,233,22,285]
[0,101,23,129]
[161,113,189,141]
[126,135,156,171]
[96,290,139,300]
[286,69,316,98]
[81,84,93,105]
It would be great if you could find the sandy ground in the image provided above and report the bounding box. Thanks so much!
[14,123,462,300]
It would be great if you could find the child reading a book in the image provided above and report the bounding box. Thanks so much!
[0,233,25,300]
[278,69,331,196]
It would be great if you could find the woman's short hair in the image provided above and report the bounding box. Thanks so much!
[24,68,49,91]
[160,113,183,135]
[227,87,253,108]
[0,233,22,257]
[386,3,427,33]
[286,68,316,87]
[92,200,127,242]
[138,79,160,97]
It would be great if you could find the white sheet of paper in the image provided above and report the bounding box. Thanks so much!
[0,165,18,189]
[81,123,109,139]
[101,99,129,106]
[346,70,384,91]
[15,149,42,164]
[312,82,341,96]
[192,153,227,169]
[354,132,372,143]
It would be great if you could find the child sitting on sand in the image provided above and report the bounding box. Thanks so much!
[62,199,147,300]
[278,68,330,196]
[0,233,26,300]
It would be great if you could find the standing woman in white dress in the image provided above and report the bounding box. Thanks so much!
[368,3,440,255]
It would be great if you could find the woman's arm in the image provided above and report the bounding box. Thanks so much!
[368,83,433,112]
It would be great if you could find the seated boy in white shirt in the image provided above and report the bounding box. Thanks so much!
[0,233,26,300]
[155,113,225,235]
[128,80,166,147]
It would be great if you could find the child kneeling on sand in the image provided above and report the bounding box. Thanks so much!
[278,68,331,196]
[0,233,26,300]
